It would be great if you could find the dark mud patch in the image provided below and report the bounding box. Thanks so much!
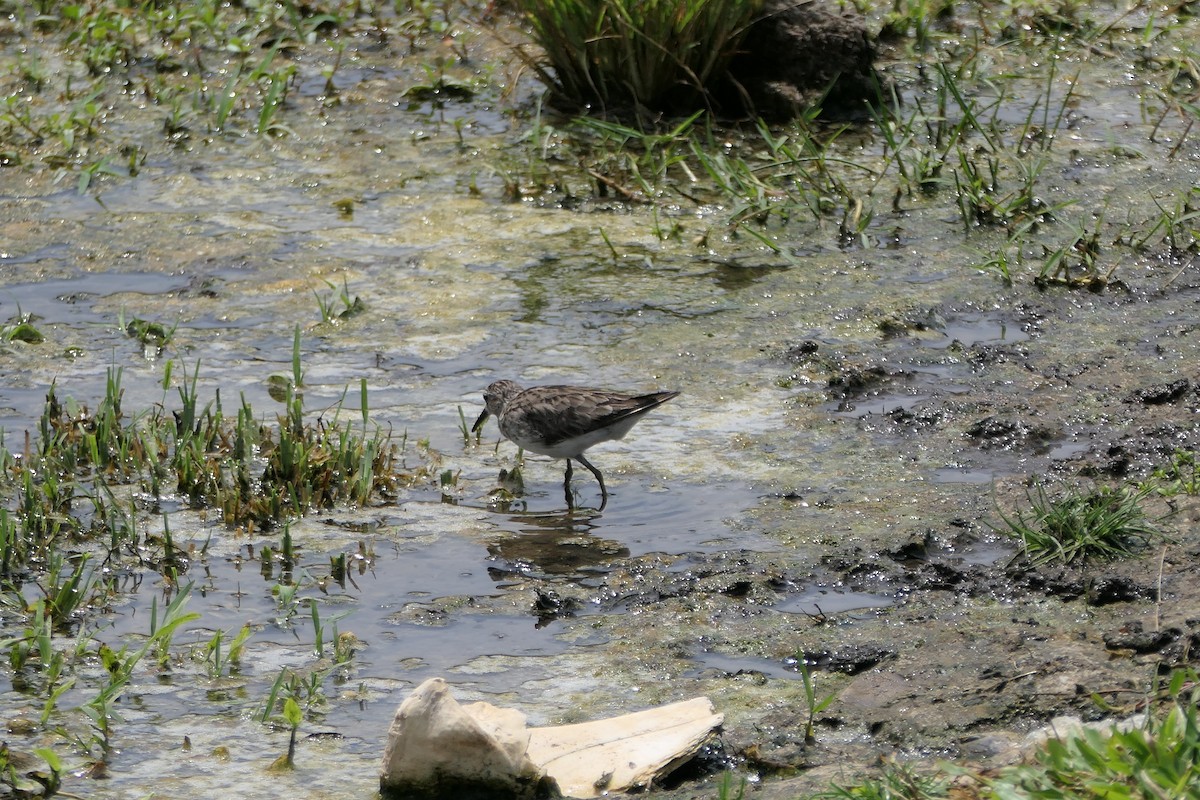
[727,1,883,120]
[586,509,1200,798]
[653,293,1200,796]
[705,293,1200,796]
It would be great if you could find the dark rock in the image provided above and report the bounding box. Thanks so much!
[909,561,974,592]
[1012,568,1086,601]
[722,580,754,598]
[888,538,930,563]
[532,589,581,623]
[1158,629,1200,668]
[784,340,820,363]
[1126,378,1190,405]
[1090,422,1196,477]
[795,643,896,675]
[727,2,885,120]
[827,365,899,398]
[884,404,943,431]
[966,416,1031,448]
[966,415,1058,452]
[1085,576,1151,606]
[1103,625,1177,654]
[968,343,1027,366]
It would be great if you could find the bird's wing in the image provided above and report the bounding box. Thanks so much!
[515,387,676,447]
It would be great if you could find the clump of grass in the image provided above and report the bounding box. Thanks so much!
[1033,219,1114,291]
[994,483,1164,566]
[510,0,764,115]
[314,278,366,325]
[987,668,1200,798]
[2,312,45,344]
[248,382,399,527]
[169,363,418,530]
[0,345,433,594]
[814,760,951,799]
[38,552,97,633]
[124,317,176,352]
[814,668,1200,799]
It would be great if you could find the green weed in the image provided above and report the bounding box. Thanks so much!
[716,770,747,800]
[987,668,1200,798]
[814,760,951,799]
[123,316,177,354]
[1129,187,1200,260]
[795,658,838,745]
[994,483,1164,566]
[1145,450,1200,498]
[38,552,96,632]
[1034,219,1111,291]
[315,278,366,325]
[509,0,763,115]
[76,583,198,755]
[149,584,203,669]
[1,312,45,344]
[201,623,254,678]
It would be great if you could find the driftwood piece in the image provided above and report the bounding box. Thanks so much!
[527,697,723,798]
[379,678,546,799]
[379,678,723,799]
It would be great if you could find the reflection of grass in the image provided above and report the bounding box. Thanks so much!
[994,483,1163,566]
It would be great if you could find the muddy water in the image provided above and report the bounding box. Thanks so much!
[3,13,1200,800]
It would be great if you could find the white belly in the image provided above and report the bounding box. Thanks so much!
[509,416,641,459]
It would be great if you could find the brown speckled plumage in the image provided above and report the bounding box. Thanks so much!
[471,380,679,509]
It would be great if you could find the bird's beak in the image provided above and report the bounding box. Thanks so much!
[471,408,489,433]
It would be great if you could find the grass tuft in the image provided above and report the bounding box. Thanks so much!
[993,483,1164,567]
[813,760,950,799]
[988,668,1200,798]
[509,0,764,115]
[0,350,434,590]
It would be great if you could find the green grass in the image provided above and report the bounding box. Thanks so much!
[993,483,1164,567]
[812,761,950,799]
[0,337,432,785]
[483,0,1200,287]
[986,669,1200,799]
[801,669,1200,800]
[4,0,1198,293]
[1145,450,1200,498]
[0,0,489,189]
[0,343,434,587]
[509,0,764,115]
[2,1,1200,792]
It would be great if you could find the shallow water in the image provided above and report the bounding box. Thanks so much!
[2,5,1200,798]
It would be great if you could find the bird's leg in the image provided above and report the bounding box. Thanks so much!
[575,454,608,511]
[563,459,575,509]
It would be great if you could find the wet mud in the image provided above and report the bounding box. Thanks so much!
[1,3,1199,798]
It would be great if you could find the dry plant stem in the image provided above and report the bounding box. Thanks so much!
[1155,544,1167,632]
